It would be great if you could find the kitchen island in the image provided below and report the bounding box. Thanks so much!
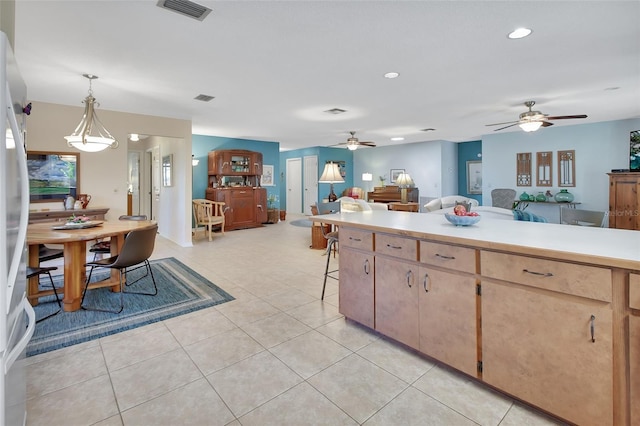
[313,210,640,426]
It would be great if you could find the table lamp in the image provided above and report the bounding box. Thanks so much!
[395,172,414,204]
[319,162,345,201]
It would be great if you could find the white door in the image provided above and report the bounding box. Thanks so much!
[127,151,141,215]
[286,158,302,214]
[303,155,318,215]
[151,146,160,221]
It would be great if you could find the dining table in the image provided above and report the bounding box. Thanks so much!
[26,219,157,312]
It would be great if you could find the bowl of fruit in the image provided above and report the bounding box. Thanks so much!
[444,205,480,226]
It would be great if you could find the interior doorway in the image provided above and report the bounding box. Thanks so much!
[286,158,302,214]
[303,155,318,215]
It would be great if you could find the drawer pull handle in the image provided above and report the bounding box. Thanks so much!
[590,315,596,343]
[406,270,413,288]
[423,272,430,293]
[349,237,362,242]
[435,253,455,260]
[522,269,553,277]
[364,259,370,275]
[387,244,402,250]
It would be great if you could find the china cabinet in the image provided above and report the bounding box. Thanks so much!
[608,172,640,230]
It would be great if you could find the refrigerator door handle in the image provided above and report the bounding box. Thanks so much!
[4,298,35,374]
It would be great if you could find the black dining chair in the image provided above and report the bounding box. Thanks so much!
[26,265,62,322]
[89,215,148,261]
[81,224,158,314]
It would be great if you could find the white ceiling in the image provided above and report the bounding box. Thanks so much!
[13,0,640,151]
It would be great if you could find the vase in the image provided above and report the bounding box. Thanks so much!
[554,189,574,203]
[535,192,546,202]
[519,192,530,201]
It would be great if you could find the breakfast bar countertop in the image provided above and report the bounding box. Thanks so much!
[312,210,640,270]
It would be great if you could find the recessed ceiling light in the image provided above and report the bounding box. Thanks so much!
[391,137,404,141]
[508,28,532,39]
[384,72,399,79]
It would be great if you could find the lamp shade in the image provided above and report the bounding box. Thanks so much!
[319,163,345,183]
[362,172,373,182]
[395,172,414,187]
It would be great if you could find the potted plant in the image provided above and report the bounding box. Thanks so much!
[267,194,279,223]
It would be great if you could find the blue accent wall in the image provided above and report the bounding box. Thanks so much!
[457,140,482,204]
[280,147,353,209]
[192,135,280,205]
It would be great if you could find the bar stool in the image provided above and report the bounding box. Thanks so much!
[26,266,62,322]
[317,201,340,300]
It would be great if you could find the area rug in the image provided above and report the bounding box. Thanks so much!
[290,218,313,227]
[26,257,234,357]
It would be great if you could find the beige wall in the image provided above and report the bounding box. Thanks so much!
[0,0,15,50]
[26,101,193,246]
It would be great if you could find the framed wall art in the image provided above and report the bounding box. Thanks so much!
[27,151,79,203]
[466,160,482,194]
[390,168,405,183]
[261,164,274,186]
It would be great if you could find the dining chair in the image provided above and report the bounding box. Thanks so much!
[81,224,158,314]
[192,199,226,241]
[560,207,607,227]
[38,244,64,262]
[26,265,62,322]
[491,188,517,210]
[89,214,148,260]
[317,201,341,300]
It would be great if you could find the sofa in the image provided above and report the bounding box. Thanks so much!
[423,195,479,212]
[338,197,389,212]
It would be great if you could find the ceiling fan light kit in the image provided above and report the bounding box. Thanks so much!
[486,100,587,133]
[335,131,377,150]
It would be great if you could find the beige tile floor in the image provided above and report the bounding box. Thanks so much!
[26,215,566,426]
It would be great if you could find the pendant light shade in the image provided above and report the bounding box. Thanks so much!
[65,74,118,152]
[519,121,543,132]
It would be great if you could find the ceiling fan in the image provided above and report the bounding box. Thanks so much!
[486,101,587,132]
[334,131,377,150]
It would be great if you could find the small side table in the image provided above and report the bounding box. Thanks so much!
[388,202,420,212]
[311,224,331,249]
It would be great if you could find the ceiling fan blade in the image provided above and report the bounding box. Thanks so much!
[359,142,376,147]
[545,115,587,120]
[486,120,519,127]
[541,121,554,127]
[493,123,520,131]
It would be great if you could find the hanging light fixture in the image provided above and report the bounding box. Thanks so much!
[519,120,543,132]
[64,74,118,152]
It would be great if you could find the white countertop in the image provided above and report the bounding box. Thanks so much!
[313,210,640,269]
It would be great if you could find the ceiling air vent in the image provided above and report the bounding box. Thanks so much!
[324,108,347,115]
[421,128,436,132]
[194,94,215,102]
[157,0,212,21]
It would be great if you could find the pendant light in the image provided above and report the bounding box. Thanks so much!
[64,74,118,152]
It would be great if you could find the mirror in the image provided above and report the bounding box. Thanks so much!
[162,154,172,187]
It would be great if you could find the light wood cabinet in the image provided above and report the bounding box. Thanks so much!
[608,172,640,230]
[339,247,375,329]
[630,315,640,426]
[418,266,478,376]
[375,256,419,349]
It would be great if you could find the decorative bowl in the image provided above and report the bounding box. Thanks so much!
[444,213,481,226]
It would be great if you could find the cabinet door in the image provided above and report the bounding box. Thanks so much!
[609,175,639,230]
[339,247,374,329]
[255,188,267,224]
[207,151,220,175]
[252,152,263,176]
[631,315,640,426]
[375,256,419,349]
[482,281,613,426]
[418,267,477,376]
[230,190,255,228]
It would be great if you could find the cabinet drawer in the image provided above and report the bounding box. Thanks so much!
[375,233,417,261]
[339,227,373,251]
[481,251,612,302]
[630,273,640,309]
[420,241,476,274]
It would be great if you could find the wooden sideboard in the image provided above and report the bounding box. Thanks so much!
[367,186,419,203]
[608,172,640,230]
[316,211,640,426]
[29,207,110,223]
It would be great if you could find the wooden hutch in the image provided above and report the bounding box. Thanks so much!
[608,172,640,230]
[205,149,267,230]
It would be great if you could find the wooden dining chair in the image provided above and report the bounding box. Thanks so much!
[81,224,158,314]
[192,199,226,241]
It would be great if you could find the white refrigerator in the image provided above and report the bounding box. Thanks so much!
[0,32,36,426]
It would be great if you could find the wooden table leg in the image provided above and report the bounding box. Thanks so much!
[27,244,40,306]
[62,240,86,311]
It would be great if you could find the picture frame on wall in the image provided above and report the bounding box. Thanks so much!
[466,160,482,194]
[631,130,640,171]
[390,168,405,183]
[27,151,79,202]
[261,164,274,186]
